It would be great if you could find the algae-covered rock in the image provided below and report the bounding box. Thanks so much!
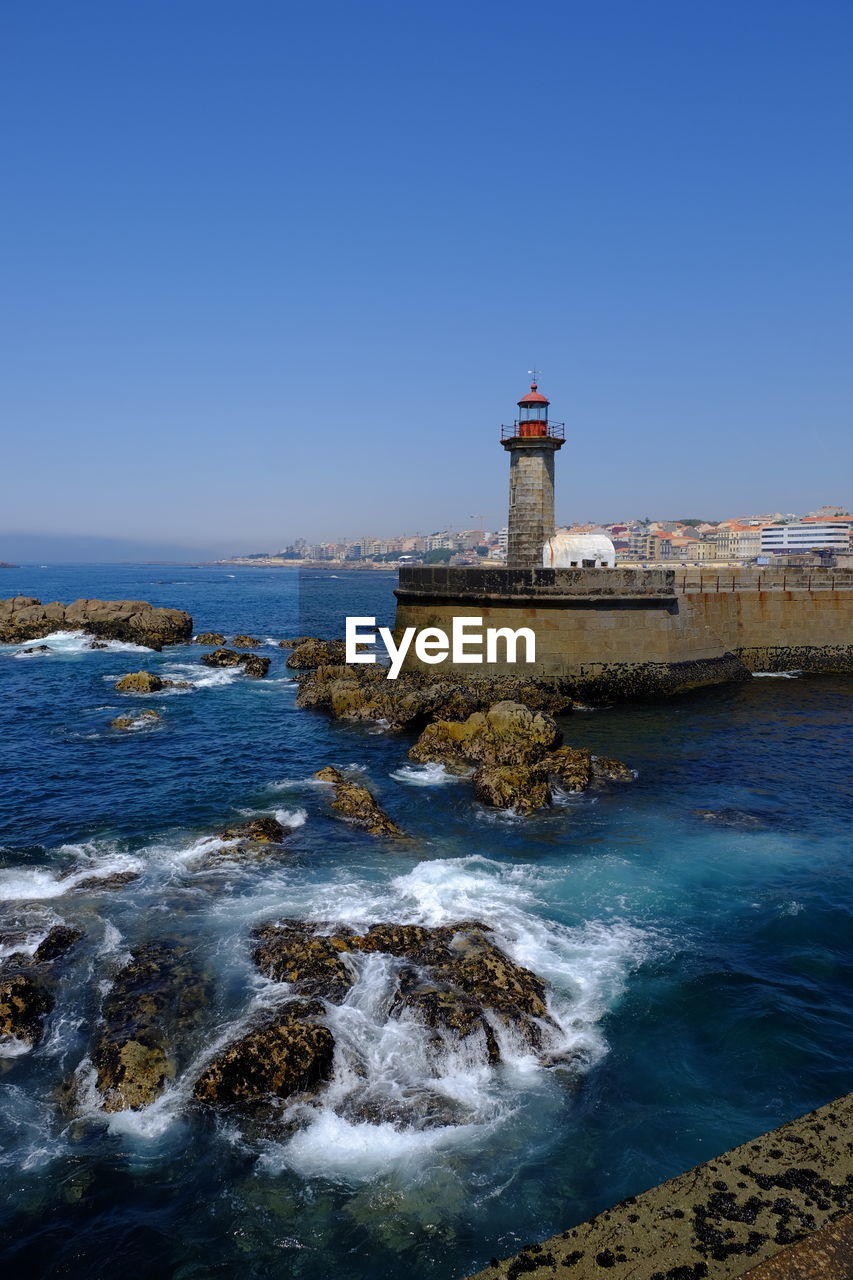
[278,636,314,650]
[251,920,355,1001]
[314,766,404,836]
[286,639,347,669]
[114,671,166,693]
[92,942,207,1111]
[219,817,285,844]
[409,701,561,768]
[193,1001,334,1106]
[32,925,83,963]
[232,635,262,649]
[194,632,226,646]
[542,745,593,792]
[472,763,550,813]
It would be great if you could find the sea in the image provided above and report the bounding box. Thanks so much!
[0,563,851,1279]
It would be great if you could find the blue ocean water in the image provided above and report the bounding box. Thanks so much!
[0,563,851,1279]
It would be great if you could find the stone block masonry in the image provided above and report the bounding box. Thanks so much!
[394,566,853,698]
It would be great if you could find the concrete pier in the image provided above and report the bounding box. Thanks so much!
[464,1092,853,1280]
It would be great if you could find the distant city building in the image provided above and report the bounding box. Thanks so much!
[761,522,851,554]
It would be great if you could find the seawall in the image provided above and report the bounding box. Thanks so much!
[394,566,853,697]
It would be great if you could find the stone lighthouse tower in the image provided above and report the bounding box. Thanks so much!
[501,379,565,568]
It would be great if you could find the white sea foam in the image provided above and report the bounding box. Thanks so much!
[390,763,470,786]
[0,1036,33,1059]
[6,631,153,657]
[0,848,142,901]
[752,670,801,678]
[160,661,241,691]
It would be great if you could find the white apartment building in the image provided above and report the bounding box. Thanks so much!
[760,522,851,554]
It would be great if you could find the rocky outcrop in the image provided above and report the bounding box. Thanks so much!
[286,639,348,669]
[220,816,285,844]
[472,763,550,814]
[0,597,192,649]
[200,648,269,677]
[541,746,593,791]
[193,999,334,1106]
[0,924,82,1050]
[250,919,554,1062]
[591,755,635,782]
[232,635,262,649]
[278,636,314,650]
[0,973,53,1047]
[111,709,161,730]
[91,942,207,1111]
[296,666,576,730]
[314,766,404,836]
[114,671,166,693]
[409,701,561,767]
[252,920,356,1001]
[194,632,226,646]
[13,644,52,657]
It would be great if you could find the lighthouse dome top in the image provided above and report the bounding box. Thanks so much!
[518,382,549,407]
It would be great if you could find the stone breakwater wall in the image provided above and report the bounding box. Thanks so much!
[394,566,853,698]
[0,597,193,649]
[464,1091,853,1280]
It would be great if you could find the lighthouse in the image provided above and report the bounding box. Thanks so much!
[501,379,565,569]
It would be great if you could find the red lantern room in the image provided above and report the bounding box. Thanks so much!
[517,381,549,436]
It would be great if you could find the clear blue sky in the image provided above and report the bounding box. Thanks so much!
[1,0,851,557]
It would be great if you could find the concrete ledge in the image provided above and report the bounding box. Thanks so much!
[464,1092,853,1280]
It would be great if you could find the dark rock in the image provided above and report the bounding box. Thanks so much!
[232,635,262,649]
[32,925,83,964]
[194,632,226,646]
[251,920,355,1000]
[220,816,285,844]
[239,653,269,678]
[193,1000,334,1106]
[278,636,314,649]
[89,640,109,649]
[409,701,561,767]
[13,644,52,656]
[591,755,635,782]
[286,639,348,669]
[91,942,207,1111]
[472,763,551,813]
[314,766,404,836]
[200,648,242,668]
[72,871,141,892]
[0,597,191,648]
[0,972,53,1047]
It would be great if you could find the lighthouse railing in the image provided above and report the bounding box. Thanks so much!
[500,421,565,441]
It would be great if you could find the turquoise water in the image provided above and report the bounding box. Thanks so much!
[0,564,850,1279]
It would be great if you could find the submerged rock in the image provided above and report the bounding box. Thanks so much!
[286,639,347,669]
[72,870,140,892]
[91,942,207,1111]
[31,925,83,964]
[193,1000,334,1106]
[13,644,52,656]
[110,709,161,730]
[194,632,226,646]
[314,766,404,836]
[409,701,561,767]
[232,635,262,649]
[252,920,355,1000]
[0,597,192,648]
